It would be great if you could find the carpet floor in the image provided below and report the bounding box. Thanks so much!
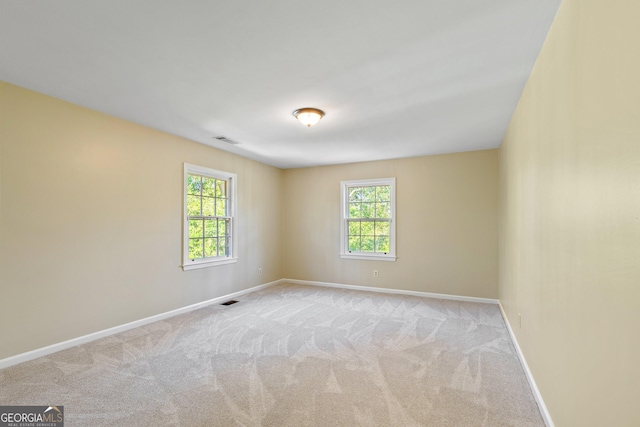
[0,283,544,426]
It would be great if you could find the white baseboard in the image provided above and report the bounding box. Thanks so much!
[0,278,497,371]
[498,302,554,427]
[0,280,282,370]
[282,278,499,304]
[1,278,552,426]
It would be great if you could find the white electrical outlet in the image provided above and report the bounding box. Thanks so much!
[258,268,263,276]
[518,313,522,329]
[373,270,379,278]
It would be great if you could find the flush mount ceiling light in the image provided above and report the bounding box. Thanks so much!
[292,108,325,127]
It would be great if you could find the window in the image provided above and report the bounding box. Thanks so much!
[183,164,237,270]
[340,178,396,261]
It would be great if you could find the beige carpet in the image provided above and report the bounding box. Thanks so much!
[0,283,544,426]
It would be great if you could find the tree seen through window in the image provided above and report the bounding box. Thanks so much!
[347,185,391,254]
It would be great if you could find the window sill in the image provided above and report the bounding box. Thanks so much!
[182,257,238,271]
[340,253,396,262]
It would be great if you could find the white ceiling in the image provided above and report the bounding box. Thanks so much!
[0,0,561,169]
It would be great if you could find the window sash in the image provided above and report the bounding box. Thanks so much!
[187,217,232,259]
[340,178,396,260]
[346,218,391,254]
[183,164,237,270]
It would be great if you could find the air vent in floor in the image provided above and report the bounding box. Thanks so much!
[220,300,239,306]
[214,136,240,145]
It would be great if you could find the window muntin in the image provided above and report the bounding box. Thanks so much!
[347,185,391,253]
[187,175,229,259]
[183,164,237,270]
[341,178,396,261]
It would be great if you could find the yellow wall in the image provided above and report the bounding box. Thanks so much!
[499,0,640,425]
[0,82,283,360]
[283,150,499,298]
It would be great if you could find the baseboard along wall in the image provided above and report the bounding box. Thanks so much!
[0,280,280,370]
[498,302,554,427]
[0,277,552,427]
[283,278,499,304]
[1,278,494,369]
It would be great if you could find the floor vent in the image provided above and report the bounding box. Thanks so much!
[214,136,240,145]
[220,300,239,306]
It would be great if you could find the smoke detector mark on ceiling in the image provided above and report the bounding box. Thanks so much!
[214,136,240,145]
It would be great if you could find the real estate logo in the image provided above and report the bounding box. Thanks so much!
[0,406,64,427]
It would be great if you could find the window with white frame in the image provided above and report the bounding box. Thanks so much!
[183,164,237,270]
[340,178,396,261]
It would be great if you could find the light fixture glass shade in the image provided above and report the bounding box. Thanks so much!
[293,108,325,127]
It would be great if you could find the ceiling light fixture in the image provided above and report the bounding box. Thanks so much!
[292,108,325,127]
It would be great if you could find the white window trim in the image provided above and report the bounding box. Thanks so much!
[182,163,238,271]
[340,177,397,261]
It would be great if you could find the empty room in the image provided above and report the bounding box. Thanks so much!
[0,0,638,426]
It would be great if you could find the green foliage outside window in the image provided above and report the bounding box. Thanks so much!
[347,185,391,254]
[187,174,230,260]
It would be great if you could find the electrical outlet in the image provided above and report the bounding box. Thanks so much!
[373,270,379,278]
[518,313,522,329]
[258,267,263,276]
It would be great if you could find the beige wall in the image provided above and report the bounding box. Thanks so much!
[283,150,499,298]
[0,81,499,362]
[0,82,283,360]
[499,0,640,425]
